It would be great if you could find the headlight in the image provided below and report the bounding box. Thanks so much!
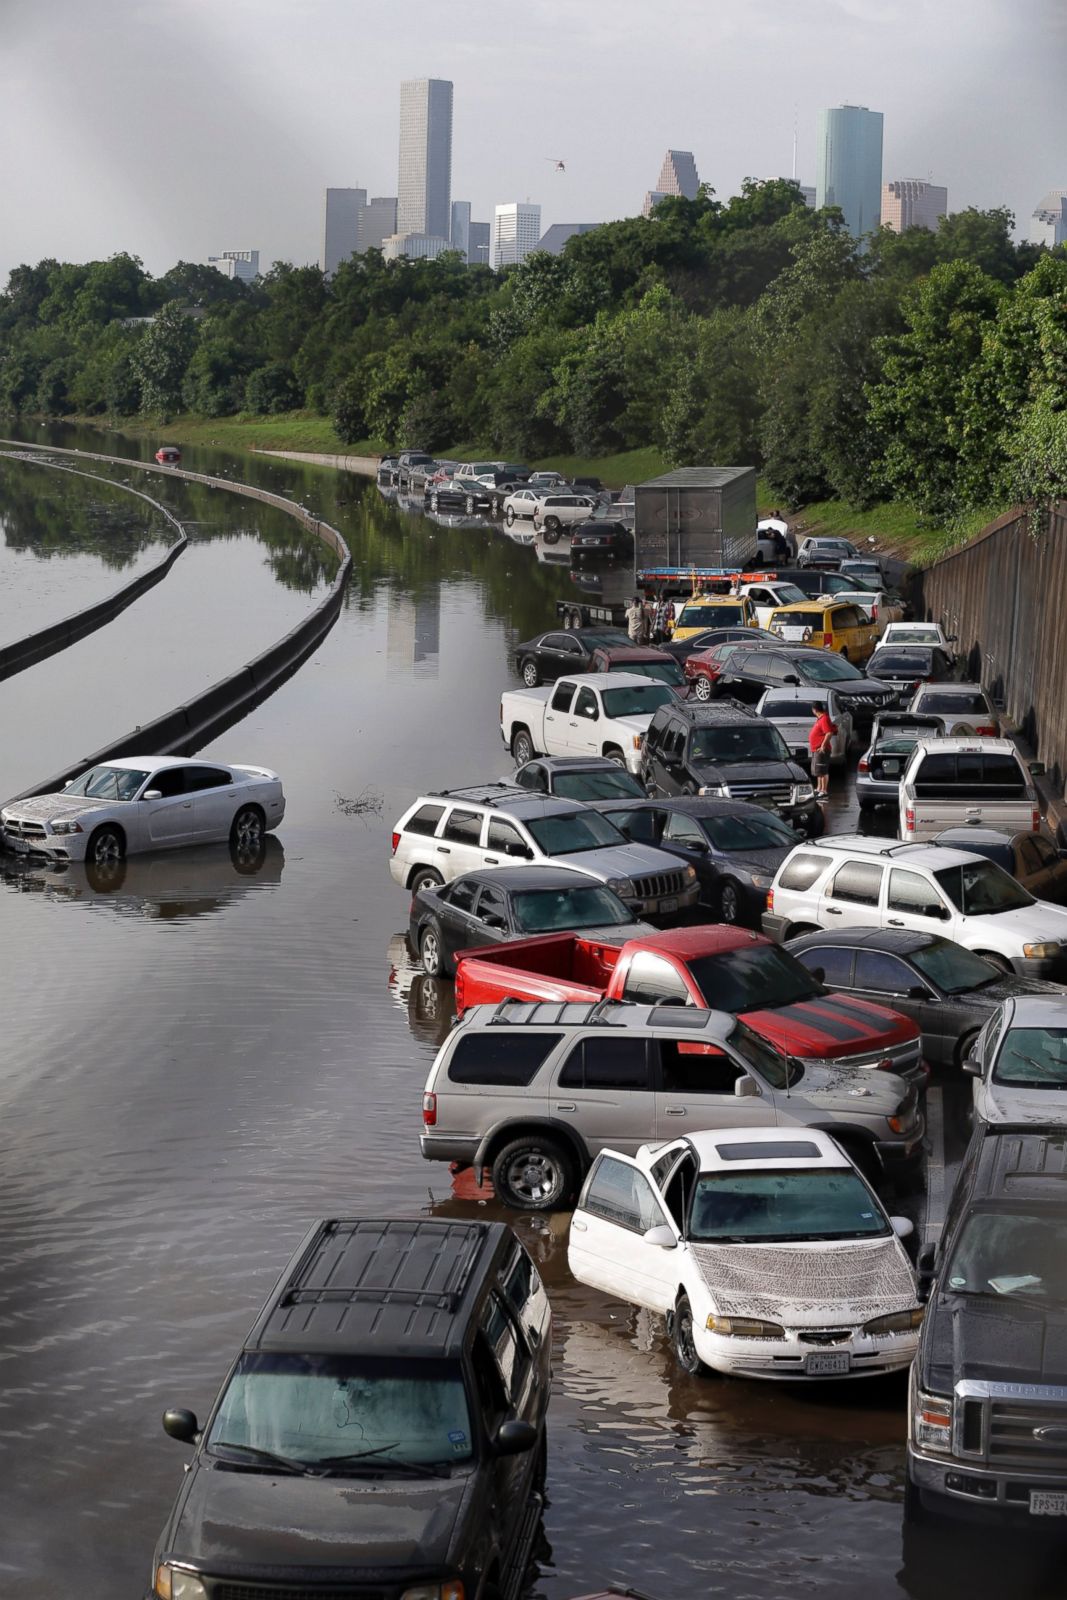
[1023,942,1062,959]
[154,1569,208,1600]
[48,819,84,835]
[401,1586,465,1600]
[888,1108,918,1135]
[749,873,769,889]
[864,1307,924,1337]
[607,877,632,896]
[792,784,814,803]
[683,865,697,881]
[913,1388,952,1454]
[631,734,643,749]
[706,1314,785,1339]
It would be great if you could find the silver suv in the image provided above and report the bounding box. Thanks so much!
[389,784,699,918]
[419,1000,924,1209]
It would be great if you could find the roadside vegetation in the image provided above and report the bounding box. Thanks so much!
[1,184,1065,557]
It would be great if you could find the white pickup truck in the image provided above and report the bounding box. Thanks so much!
[501,672,675,775]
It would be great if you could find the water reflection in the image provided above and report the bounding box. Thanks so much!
[387,930,454,1047]
[0,453,174,569]
[386,590,441,677]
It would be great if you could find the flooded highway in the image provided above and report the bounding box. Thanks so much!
[0,426,1059,1600]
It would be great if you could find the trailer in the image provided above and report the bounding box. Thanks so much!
[634,466,758,572]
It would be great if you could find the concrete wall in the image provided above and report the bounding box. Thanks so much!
[251,447,380,477]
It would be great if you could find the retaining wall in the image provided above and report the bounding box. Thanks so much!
[0,442,351,803]
[251,447,381,477]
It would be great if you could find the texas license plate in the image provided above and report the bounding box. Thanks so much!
[658,897,678,914]
[805,1351,850,1376]
[1030,1492,1067,1516]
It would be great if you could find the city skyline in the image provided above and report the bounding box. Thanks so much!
[0,0,1063,283]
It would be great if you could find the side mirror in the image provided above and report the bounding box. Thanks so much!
[162,1407,199,1443]
[916,1242,937,1301]
[62,779,74,789]
[734,1076,759,1098]
[1029,761,1046,778]
[642,1224,678,1250]
[143,789,162,802]
[809,965,826,985]
[890,1216,914,1240]
[907,985,929,1000]
[494,1419,537,1458]
[782,674,800,686]
[962,1055,981,1076]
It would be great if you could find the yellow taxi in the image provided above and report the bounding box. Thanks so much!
[765,600,880,664]
[670,594,759,642]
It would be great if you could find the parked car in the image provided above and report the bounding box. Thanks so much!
[968,995,1067,1124]
[769,567,879,600]
[881,621,958,658]
[410,864,652,976]
[149,1218,550,1599]
[754,686,853,767]
[640,701,820,834]
[533,495,598,539]
[907,682,1001,737]
[389,785,699,917]
[663,626,776,667]
[830,589,907,630]
[501,672,676,775]
[838,557,885,585]
[0,757,284,865]
[511,627,631,687]
[766,601,879,665]
[453,925,925,1088]
[671,595,758,641]
[711,644,898,727]
[762,835,1067,980]
[865,645,956,697]
[419,1000,924,1207]
[569,1127,921,1381]
[503,486,544,523]
[797,537,860,569]
[736,579,811,628]
[586,796,799,924]
[907,1128,1067,1524]
[510,756,647,802]
[569,520,632,560]
[932,827,1067,904]
[898,737,1040,843]
[587,645,689,695]
[154,445,181,465]
[856,714,948,811]
[787,928,1066,1072]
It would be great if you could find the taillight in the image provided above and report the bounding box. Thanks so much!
[905,806,915,831]
[858,757,869,772]
[766,888,774,911]
[1033,807,1041,831]
[975,725,995,736]
[823,632,833,647]
[422,1092,437,1127]
[871,604,878,620]
[391,831,400,854]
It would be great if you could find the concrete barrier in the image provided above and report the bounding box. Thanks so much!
[1,441,351,804]
[0,460,188,682]
[250,447,381,477]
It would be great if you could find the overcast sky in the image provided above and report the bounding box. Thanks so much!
[1,0,1063,284]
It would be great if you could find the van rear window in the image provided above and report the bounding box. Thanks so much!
[405,804,445,837]
[913,753,1027,800]
[447,1033,561,1086]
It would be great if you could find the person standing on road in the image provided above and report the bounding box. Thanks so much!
[652,597,674,643]
[626,594,647,644]
[808,701,837,800]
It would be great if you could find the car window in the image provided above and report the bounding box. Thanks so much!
[581,1155,668,1233]
[574,687,599,720]
[854,951,914,994]
[690,723,790,764]
[657,1040,742,1094]
[551,682,576,712]
[620,952,691,1005]
[405,802,446,838]
[524,810,625,856]
[446,879,480,914]
[183,766,233,793]
[601,684,674,717]
[479,1294,529,1405]
[934,861,1034,915]
[475,884,509,927]
[604,806,660,845]
[447,1032,561,1086]
[779,851,832,892]
[443,808,483,846]
[497,1247,548,1347]
[795,945,855,986]
[513,764,542,791]
[552,768,645,801]
[887,869,948,916]
[486,819,528,856]
[828,861,884,906]
[146,767,187,799]
[663,813,706,847]
[558,1037,651,1089]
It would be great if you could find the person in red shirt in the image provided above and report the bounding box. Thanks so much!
[808,702,837,799]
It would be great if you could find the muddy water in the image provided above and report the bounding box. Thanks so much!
[0,428,1058,1599]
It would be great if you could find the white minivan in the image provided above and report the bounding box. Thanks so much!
[898,737,1041,842]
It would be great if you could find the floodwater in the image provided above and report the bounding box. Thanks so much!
[0,425,1059,1600]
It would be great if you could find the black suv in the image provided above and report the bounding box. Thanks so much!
[641,702,820,833]
[712,644,898,726]
[149,1218,551,1600]
[907,1129,1067,1525]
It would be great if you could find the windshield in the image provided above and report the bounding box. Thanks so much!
[512,885,633,933]
[870,651,933,675]
[919,691,990,714]
[728,1022,798,1089]
[702,813,798,852]
[621,661,686,687]
[525,810,627,855]
[207,1353,473,1468]
[772,609,825,630]
[771,584,807,605]
[688,1169,889,1243]
[798,654,864,683]
[679,604,747,628]
[992,1026,1067,1087]
[909,939,1001,994]
[690,724,791,764]
[944,1211,1067,1301]
[552,769,645,801]
[601,684,674,717]
[63,765,150,801]
[886,628,940,645]
[934,860,1034,915]
[687,944,819,1010]
[762,693,824,717]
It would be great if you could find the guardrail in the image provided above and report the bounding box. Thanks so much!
[0,458,188,682]
[0,442,351,803]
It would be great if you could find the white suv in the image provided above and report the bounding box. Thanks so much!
[532,494,596,541]
[762,835,1067,981]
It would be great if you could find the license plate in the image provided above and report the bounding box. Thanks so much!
[805,1351,850,1376]
[658,897,678,914]
[9,837,29,854]
[1030,1492,1067,1516]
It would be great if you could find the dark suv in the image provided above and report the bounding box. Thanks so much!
[149,1218,551,1600]
[712,643,898,727]
[641,702,820,833]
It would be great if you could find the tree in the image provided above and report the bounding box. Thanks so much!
[133,301,198,416]
[659,307,760,467]
[245,362,302,414]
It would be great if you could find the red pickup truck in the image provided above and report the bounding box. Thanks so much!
[454,925,926,1086]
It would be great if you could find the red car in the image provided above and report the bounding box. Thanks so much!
[154,445,181,465]
[683,639,754,700]
[589,645,690,696]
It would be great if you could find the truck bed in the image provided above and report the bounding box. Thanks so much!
[454,932,623,1015]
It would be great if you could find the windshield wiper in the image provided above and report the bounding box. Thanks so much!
[313,1444,448,1478]
[211,1441,308,1475]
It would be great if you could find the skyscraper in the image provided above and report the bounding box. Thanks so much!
[360,196,398,252]
[1029,190,1067,249]
[492,203,541,269]
[397,78,453,241]
[467,221,491,265]
[642,149,699,216]
[450,201,471,258]
[322,188,366,276]
[207,250,259,282]
[816,105,884,240]
[881,179,948,233]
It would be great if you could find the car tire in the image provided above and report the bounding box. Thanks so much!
[512,728,536,767]
[419,923,446,977]
[804,809,825,838]
[603,745,625,766]
[975,951,1013,974]
[408,865,445,893]
[693,674,714,702]
[491,1135,575,1211]
[542,520,561,543]
[718,880,742,924]
[86,824,126,865]
[505,507,516,525]
[230,804,264,852]
[565,608,583,629]
[903,1476,934,1527]
[431,494,439,511]
[672,1293,707,1377]
[521,658,541,687]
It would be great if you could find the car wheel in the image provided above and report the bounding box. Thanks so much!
[603,745,625,766]
[505,507,516,525]
[431,494,439,511]
[521,658,541,687]
[86,824,126,864]
[955,1032,979,1072]
[408,865,445,893]
[491,1136,575,1210]
[85,857,127,893]
[693,673,714,702]
[804,809,825,838]
[718,880,742,924]
[565,608,583,629]
[230,804,264,852]
[673,1293,707,1377]
[975,951,1013,974]
[419,923,446,977]
[542,520,561,543]
[512,728,536,767]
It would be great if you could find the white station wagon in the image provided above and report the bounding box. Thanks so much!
[568,1126,921,1381]
[0,757,285,865]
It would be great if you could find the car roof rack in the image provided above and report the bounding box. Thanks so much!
[276,1219,488,1316]
[428,783,528,803]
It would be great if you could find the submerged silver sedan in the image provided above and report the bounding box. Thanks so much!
[0,757,285,864]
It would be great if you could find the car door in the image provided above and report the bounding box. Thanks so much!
[652,724,687,795]
[470,881,513,949]
[653,1037,776,1134]
[544,679,579,752]
[849,949,930,1035]
[569,1151,681,1312]
[551,1035,657,1156]
[473,1298,535,1560]
[818,859,885,930]
[883,866,956,942]
[434,877,485,962]
[182,764,237,840]
[570,685,603,758]
[537,634,583,682]
[434,806,488,879]
[142,765,196,847]
[661,811,717,901]
[484,816,534,868]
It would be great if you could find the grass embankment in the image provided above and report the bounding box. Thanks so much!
[756,476,1002,569]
